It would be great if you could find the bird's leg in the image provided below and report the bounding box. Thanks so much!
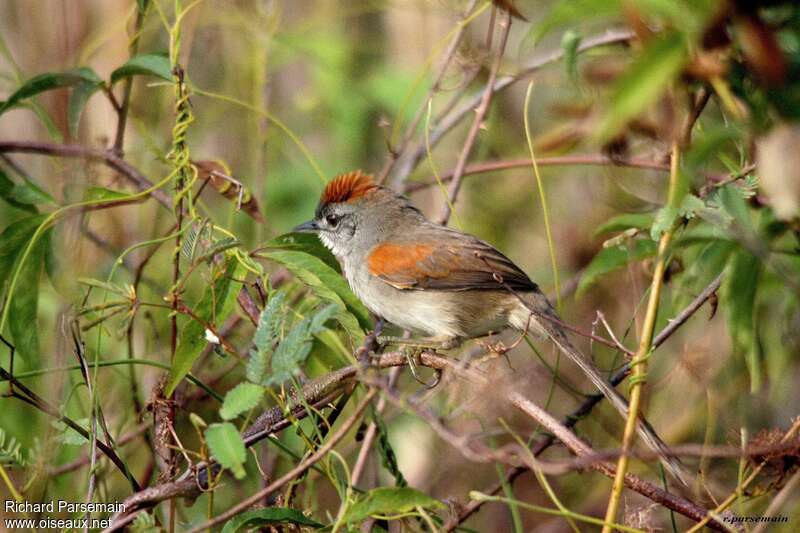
[356,316,385,364]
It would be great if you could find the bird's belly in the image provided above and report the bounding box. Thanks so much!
[346,263,517,339]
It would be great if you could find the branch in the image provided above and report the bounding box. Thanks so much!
[437,10,512,225]
[406,154,671,193]
[390,28,634,188]
[445,271,724,530]
[0,141,171,208]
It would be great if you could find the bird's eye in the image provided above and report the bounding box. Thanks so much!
[325,214,340,227]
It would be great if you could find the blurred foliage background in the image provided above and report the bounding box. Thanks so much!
[0,0,799,531]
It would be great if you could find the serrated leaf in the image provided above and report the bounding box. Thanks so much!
[82,187,130,202]
[205,423,246,479]
[0,170,37,213]
[167,258,246,396]
[0,67,102,115]
[724,250,762,392]
[221,508,322,533]
[220,383,264,421]
[343,487,444,523]
[595,32,688,141]
[577,239,658,296]
[110,53,172,84]
[247,292,286,384]
[266,304,341,386]
[594,213,654,236]
[309,303,340,333]
[67,80,102,137]
[260,249,369,337]
[266,316,314,386]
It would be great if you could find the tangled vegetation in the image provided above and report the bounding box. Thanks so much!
[0,0,799,531]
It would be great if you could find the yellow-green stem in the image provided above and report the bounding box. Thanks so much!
[601,141,681,532]
[523,81,561,311]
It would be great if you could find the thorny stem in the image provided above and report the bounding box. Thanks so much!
[602,141,683,532]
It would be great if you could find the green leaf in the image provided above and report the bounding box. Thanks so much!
[372,407,406,487]
[247,291,287,384]
[262,232,340,272]
[530,0,621,43]
[8,182,54,206]
[219,382,263,421]
[205,423,246,479]
[0,67,102,115]
[0,216,48,291]
[260,249,370,337]
[562,30,582,86]
[266,304,340,386]
[577,238,658,296]
[595,32,688,141]
[82,187,130,202]
[724,250,762,392]
[67,80,102,137]
[0,216,49,362]
[52,418,90,446]
[9,229,48,361]
[594,213,654,236]
[650,205,679,241]
[110,53,172,85]
[166,258,246,396]
[0,170,37,213]
[220,508,322,533]
[715,184,754,237]
[343,487,444,523]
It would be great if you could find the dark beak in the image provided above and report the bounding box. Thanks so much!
[293,220,319,233]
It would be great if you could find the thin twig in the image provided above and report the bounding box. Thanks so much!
[437,10,512,225]
[182,390,377,533]
[391,29,634,188]
[445,270,724,530]
[0,141,171,208]
[376,0,480,184]
[406,154,671,193]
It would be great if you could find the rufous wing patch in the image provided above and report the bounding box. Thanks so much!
[321,170,377,205]
[368,243,451,288]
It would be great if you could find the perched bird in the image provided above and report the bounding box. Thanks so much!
[295,170,686,485]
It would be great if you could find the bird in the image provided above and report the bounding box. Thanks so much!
[294,170,687,485]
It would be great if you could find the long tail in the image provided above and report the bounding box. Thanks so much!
[519,292,689,486]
